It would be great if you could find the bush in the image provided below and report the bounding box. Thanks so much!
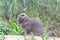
[0,18,24,35]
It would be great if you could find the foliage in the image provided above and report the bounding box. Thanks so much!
[0,18,24,35]
[0,0,60,38]
[0,35,4,40]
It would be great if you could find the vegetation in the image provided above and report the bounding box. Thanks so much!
[0,18,24,35]
[0,0,60,40]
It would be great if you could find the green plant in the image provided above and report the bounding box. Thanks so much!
[0,19,24,35]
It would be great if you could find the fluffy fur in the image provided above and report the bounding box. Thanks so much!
[17,13,44,36]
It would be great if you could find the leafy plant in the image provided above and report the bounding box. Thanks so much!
[0,19,24,35]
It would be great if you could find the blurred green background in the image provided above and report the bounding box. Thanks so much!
[0,0,60,36]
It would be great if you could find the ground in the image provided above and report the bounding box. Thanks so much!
[3,35,60,40]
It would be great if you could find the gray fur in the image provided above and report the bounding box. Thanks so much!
[17,13,44,36]
[48,31,57,37]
